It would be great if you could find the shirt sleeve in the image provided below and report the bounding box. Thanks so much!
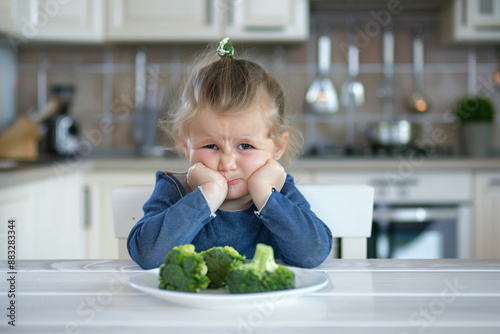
[253,175,333,268]
[127,171,215,269]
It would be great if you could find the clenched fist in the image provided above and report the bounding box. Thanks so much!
[247,159,287,211]
[186,162,228,212]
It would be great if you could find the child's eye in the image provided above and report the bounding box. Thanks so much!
[238,143,254,150]
[203,144,219,150]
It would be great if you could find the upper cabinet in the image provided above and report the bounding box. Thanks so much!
[107,0,220,42]
[467,0,500,28]
[108,0,309,42]
[15,0,105,42]
[224,0,308,42]
[441,0,500,43]
[9,0,308,43]
[0,0,16,36]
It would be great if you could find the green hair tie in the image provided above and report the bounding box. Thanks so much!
[217,37,234,58]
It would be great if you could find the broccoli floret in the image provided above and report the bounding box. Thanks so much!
[226,243,295,293]
[201,246,246,289]
[158,244,210,293]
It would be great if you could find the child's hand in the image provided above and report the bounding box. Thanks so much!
[247,159,287,211]
[186,162,228,212]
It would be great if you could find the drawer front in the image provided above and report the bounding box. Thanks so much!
[316,171,472,203]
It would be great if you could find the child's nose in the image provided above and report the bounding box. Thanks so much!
[218,153,237,173]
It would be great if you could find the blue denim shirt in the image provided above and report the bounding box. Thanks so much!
[127,171,332,269]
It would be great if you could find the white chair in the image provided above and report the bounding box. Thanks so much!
[112,184,374,260]
[111,186,155,260]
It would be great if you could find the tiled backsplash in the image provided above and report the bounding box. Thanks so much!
[15,13,500,157]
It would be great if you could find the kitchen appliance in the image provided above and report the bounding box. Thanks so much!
[305,34,339,114]
[367,173,472,259]
[319,171,471,260]
[42,85,81,156]
[52,114,80,155]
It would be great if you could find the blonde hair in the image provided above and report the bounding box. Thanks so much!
[159,44,303,166]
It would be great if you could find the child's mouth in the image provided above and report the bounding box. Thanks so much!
[227,178,241,186]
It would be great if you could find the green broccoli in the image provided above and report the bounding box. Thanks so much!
[226,243,295,294]
[201,246,246,289]
[158,244,210,293]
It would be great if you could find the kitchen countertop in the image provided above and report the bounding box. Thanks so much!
[2,156,500,189]
[73,156,500,172]
[2,258,499,333]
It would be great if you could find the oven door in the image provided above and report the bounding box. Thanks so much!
[368,205,461,259]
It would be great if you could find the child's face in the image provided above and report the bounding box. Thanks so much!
[181,103,287,202]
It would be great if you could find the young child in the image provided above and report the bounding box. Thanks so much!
[127,38,332,269]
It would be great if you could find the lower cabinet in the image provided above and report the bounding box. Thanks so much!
[473,172,500,258]
[84,171,155,259]
[0,171,85,259]
[4,164,497,260]
[82,168,500,260]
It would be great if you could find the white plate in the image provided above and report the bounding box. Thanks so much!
[128,267,328,309]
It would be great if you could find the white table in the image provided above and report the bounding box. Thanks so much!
[1,259,500,333]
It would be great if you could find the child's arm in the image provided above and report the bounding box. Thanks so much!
[247,159,287,210]
[253,175,333,268]
[127,172,217,269]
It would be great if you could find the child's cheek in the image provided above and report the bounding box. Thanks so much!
[240,150,267,171]
[190,150,218,170]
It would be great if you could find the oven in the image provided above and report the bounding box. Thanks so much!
[317,171,473,259]
[367,172,473,259]
[369,203,472,259]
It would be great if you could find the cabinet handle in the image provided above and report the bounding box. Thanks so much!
[84,187,91,229]
[373,207,458,222]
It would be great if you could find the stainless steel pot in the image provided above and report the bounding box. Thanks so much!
[365,120,421,148]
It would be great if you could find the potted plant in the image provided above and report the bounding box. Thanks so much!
[455,95,496,157]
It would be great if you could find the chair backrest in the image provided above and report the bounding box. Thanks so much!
[111,184,374,260]
[111,186,155,260]
[296,184,374,259]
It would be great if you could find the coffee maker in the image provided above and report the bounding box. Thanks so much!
[41,85,80,156]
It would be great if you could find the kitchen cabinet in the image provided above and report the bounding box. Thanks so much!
[108,0,308,42]
[0,0,16,36]
[441,0,500,43]
[15,0,105,42]
[0,171,85,259]
[85,171,155,259]
[10,0,308,43]
[473,172,500,258]
[467,0,500,28]
[225,0,309,41]
[107,0,220,42]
